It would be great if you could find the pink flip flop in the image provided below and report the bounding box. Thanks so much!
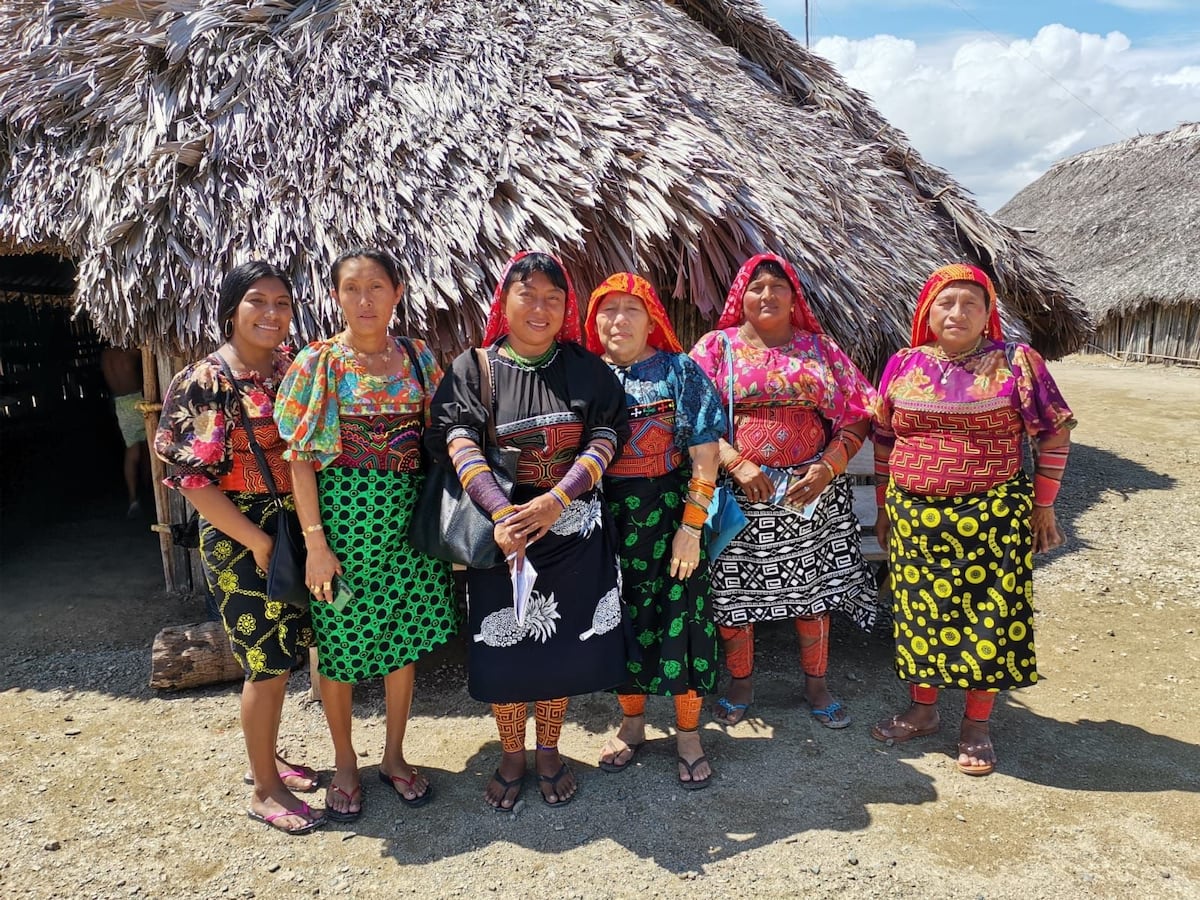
[246,801,325,835]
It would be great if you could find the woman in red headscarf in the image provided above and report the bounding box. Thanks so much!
[585,273,727,790]
[424,251,630,810]
[870,264,1075,776]
[689,254,878,729]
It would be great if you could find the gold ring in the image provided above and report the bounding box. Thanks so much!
[322,582,331,591]
[671,557,680,564]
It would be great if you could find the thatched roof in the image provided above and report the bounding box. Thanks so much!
[998,123,1200,323]
[0,0,1090,366]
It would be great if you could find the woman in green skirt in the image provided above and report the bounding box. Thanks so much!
[275,248,459,821]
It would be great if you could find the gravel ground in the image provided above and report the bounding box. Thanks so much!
[1,356,1197,899]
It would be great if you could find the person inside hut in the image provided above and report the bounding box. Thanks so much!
[689,253,878,728]
[154,261,323,835]
[101,345,147,517]
[870,263,1075,776]
[584,273,727,789]
[274,248,459,821]
[424,251,630,809]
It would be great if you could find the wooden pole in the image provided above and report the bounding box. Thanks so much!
[140,345,174,590]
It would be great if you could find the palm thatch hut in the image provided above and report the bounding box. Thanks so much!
[998,123,1199,366]
[1,0,1090,589]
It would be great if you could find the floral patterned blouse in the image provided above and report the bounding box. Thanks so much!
[155,350,294,493]
[274,337,442,472]
[873,339,1075,496]
[689,327,877,467]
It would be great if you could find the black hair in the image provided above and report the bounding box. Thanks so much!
[330,247,405,291]
[501,252,569,295]
[217,261,293,333]
[748,259,792,288]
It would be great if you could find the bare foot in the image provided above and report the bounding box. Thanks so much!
[379,757,430,803]
[250,786,324,833]
[676,729,712,787]
[244,753,319,792]
[804,674,851,727]
[870,702,941,742]
[957,718,997,775]
[485,750,526,810]
[536,747,578,805]
[712,676,753,725]
[325,766,362,818]
[599,713,646,770]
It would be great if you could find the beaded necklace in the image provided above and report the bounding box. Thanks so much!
[339,331,394,368]
[500,342,557,370]
[925,337,985,384]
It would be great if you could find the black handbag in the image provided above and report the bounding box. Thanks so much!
[215,354,310,610]
[407,348,518,568]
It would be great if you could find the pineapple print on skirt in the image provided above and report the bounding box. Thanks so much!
[465,491,631,703]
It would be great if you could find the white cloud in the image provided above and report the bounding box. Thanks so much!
[1100,0,1187,11]
[813,25,1200,210]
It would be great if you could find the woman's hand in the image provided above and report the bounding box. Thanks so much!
[784,462,833,509]
[1031,505,1064,554]
[503,493,564,546]
[494,519,528,567]
[669,527,702,580]
[249,531,274,576]
[730,460,773,504]
[874,512,891,551]
[303,536,343,604]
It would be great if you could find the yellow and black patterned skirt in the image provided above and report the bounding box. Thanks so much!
[200,492,314,682]
[884,474,1037,691]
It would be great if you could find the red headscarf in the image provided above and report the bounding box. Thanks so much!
[910,263,1004,347]
[482,250,583,346]
[715,253,825,334]
[584,272,683,356]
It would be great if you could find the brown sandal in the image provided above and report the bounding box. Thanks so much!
[870,713,941,743]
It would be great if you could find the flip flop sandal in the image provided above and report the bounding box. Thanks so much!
[243,766,321,792]
[247,801,326,835]
[486,769,525,812]
[870,715,941,743]
[323,783,364,822]
[809,700,853,730]
[956,740,996,776]
[537,762,577,807]
[378,768,433,808]
[598,741,644,774]
[713,697,752,726]
[677,755,713,791]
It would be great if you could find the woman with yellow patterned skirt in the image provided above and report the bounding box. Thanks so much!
[155,262,323,835]
[870,264,1075,776]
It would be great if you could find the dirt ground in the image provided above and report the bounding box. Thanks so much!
[1,356,1197,900]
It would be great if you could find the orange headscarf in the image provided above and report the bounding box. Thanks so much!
[482,250,583,346]
[715,253,825,334]
[584,272,683,356]
[911,263,1004,347]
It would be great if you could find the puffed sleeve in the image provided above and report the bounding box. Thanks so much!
[813,333,877,431]
[274,341,343,469]
[413,338,444,426]
[154,356,237,490]
[1008,344,1076,440]
[565,345,630,457]
[870,351,905,450]
[671,353,728,447]
[688,329,728,388]
[423,348,489,468]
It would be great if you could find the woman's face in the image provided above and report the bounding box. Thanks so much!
[593,292,652,365]
[928,281,990,352]
[332,256,403,340]
[504,270,565,355]
[230,277,292,351]
[742,269,794,336]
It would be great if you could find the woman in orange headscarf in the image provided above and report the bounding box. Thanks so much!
[425,252,630,809]
[690,254,879,730]
[585,273,727,789]
[870,264,1075,776]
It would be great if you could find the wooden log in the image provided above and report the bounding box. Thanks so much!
[150,620,242,690]
[141,345,176,590]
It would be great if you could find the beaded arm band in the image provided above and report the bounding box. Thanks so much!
[550,437,617,507]
[819,428,865,478]
[873,441,892,508]
[451,444,513,521]
[1033,443,1070,507]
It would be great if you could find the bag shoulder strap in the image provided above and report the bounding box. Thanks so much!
[718,331,736,443]
[214,351,283,504]
[397,336,426,392]
[475,347,499,448]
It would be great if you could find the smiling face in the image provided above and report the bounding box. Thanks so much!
[593,291,652,365]
[503,270,566,357]
[741,268,794,339]
[230,276,292,352]
[332,256,403,342]
[928,281,990,353]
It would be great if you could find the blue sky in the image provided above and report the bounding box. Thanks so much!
[760,0,1200,210]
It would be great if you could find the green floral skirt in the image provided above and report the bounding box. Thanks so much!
[200,492,314,682]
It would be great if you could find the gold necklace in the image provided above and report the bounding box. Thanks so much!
[341,332,393,366]
[927,337,984,383]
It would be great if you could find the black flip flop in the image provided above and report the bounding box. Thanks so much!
[323,783,364,822]
[677,755,713,791]
[378,768,433,808]
[486,769,525,812]
[537,762,577,807]
[598,741,644,774]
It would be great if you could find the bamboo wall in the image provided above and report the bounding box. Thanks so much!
[1086,302,1200,366]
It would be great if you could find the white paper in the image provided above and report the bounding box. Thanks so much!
[509,555,538,628]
